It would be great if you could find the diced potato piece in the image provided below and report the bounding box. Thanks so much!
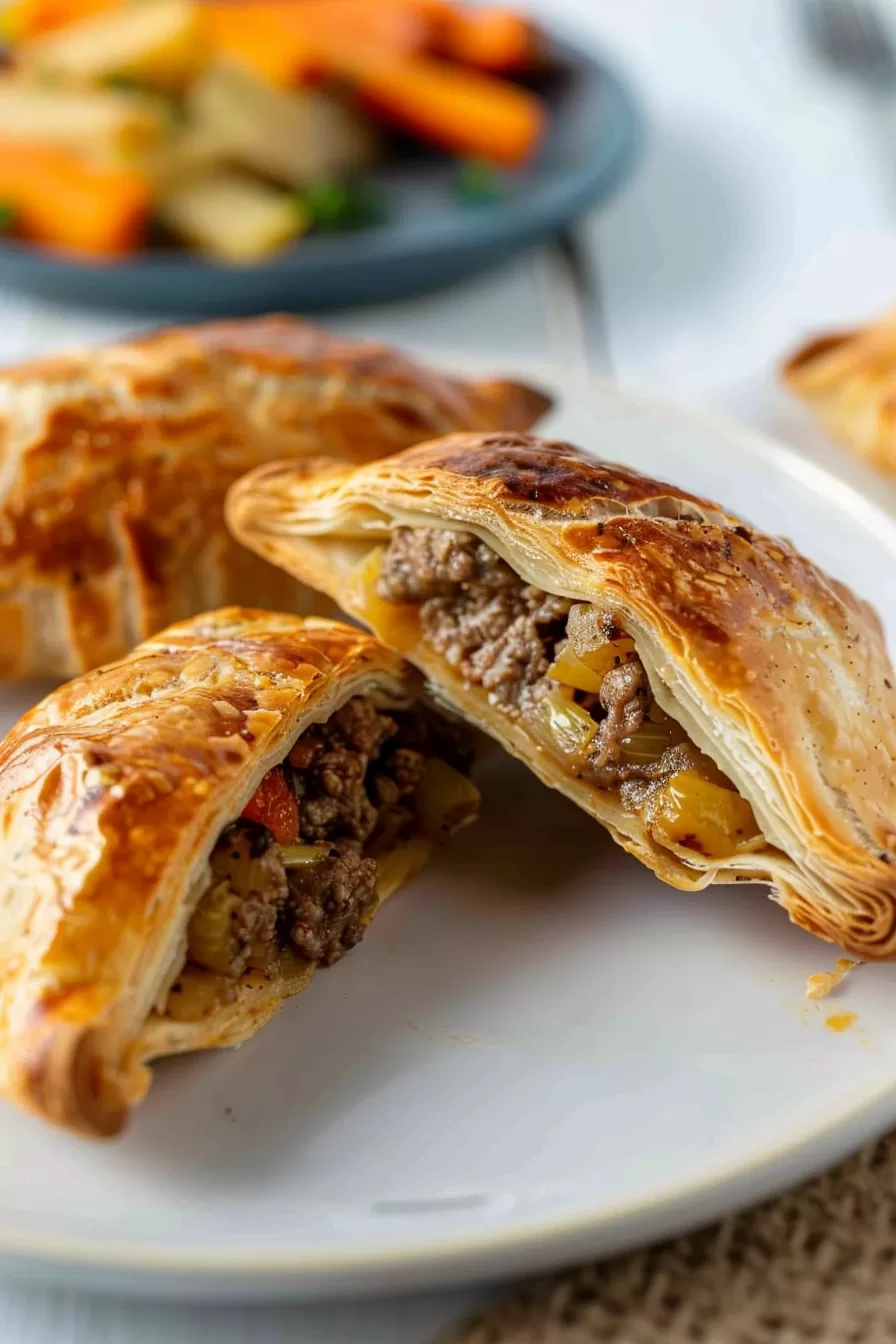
[644,770,761,860]
[375,839,432,903]
[575,637,638,683]
[565,603,638,681]
[534,687,598,760]
[355,546,420,653]
[416,759,480,843]
[547,643,606,694]
[187,62,378,188]
[0,80,167,160]
[23,0,208,89]
[156,169,306,263]
[165,965,231,1021]
[139,120,225,189]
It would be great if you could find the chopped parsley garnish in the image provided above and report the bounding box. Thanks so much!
[454,158,504,206]
[302,178,385,232]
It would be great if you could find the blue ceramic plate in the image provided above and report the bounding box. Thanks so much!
[0,38,642,312]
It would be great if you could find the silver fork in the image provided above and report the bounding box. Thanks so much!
[797,0,896,84]
[797,0,896,199]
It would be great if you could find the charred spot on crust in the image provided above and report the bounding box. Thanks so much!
[408,434,715,512]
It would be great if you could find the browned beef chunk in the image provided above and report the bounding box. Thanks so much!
[586,661,649,787]
[377,527,514,603]
[379,527,571,711]
[285,843,378,966]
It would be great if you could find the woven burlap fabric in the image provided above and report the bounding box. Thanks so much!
[446,1131,896,1344]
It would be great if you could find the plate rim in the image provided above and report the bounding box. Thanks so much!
[2,368,896,1295]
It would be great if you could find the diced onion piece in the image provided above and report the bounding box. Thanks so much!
[375,839,432,902]
[565,603,638,680]
[535,688,598,759]
[547,643,607,694]
[620,719,686,766]
[187,880,239,975]
[165,966,230,1022]
[280,844,330,868]
[416,758,480,842]
[355,546,420,653]
[645,770,761,860]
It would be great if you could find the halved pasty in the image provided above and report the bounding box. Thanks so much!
[0,314,550,680]
[782,309,896,473]
[0,608,478,1136]
[228,431,896,959]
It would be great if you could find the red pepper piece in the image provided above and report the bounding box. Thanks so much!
[241,766,299,845]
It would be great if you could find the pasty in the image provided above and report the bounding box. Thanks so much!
[0,608,478,1135]
[228,431,896,960]
[0,315,550,679]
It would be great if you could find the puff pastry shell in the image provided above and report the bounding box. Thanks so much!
[0,315,550,680]
[783,309,896,473]
[228,431,896,959]
[0,608,448,1136]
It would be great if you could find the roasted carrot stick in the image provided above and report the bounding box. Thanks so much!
[204,4,318,87]
[269,0,432,62]
[436,6,538,72]
[0,141,149,255]
[345,53,544,166]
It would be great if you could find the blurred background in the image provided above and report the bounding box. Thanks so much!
[1,0,893,457]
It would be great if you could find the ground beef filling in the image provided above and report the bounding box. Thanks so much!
[377,527,688,790]
[170,697,470,1013]
[377,527,572,712]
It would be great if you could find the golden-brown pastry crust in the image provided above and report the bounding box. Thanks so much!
[228,431,896,960]
[0,315,550,680]
[782,310,896,473]
[0,609,434,1137]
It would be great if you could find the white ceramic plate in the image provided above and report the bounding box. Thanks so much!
[2,371,896,1302]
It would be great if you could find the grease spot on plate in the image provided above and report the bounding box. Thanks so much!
[825,1012,859,1033]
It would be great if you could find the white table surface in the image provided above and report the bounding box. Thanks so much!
[4,1,896,1339]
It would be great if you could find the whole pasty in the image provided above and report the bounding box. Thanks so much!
[0,608,478,1136]
[228,431,896,960]
[0,314,550,680]
[782,309,896,473]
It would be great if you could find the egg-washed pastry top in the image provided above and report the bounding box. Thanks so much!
[782,308,896,474]
[0,314,550,680]
[0,609,478,1137]
[227,431,896,960]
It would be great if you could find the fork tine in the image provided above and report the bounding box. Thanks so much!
[800,0,896,76]
[821,0,876,63]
